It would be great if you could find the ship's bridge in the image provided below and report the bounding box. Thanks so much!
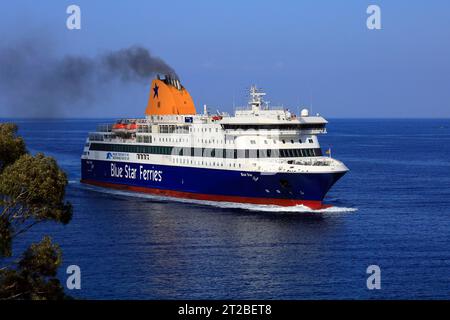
[219,85,328,135]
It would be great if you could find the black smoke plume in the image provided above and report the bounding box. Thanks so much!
[0,40,177,117]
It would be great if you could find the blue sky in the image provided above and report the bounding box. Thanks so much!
[1,0,449,118]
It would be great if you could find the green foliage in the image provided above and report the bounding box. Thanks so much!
[0,123,27,172]
[0,153,73,257]
[19,235,62,277]
[0,123,73,300]
[0,236,68,300]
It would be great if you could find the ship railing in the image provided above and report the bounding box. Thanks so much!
[89,133,105,141]
[234,106,286,111]
[137,125,152,133]
[102,135,136,143]
[96,124,114,132]
[89,132,137,143]
[223,129,301,136]
[293,159,333,167]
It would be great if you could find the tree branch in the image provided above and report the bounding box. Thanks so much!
[11,220,41,239]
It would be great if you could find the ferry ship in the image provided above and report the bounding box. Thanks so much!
[81,75,348,209]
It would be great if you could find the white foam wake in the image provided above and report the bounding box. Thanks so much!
[78,183,357,214]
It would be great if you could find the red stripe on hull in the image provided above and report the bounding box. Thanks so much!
[80,179,329,210]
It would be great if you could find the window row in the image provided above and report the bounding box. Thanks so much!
[222,123,326,131]
[90,143,323,158]
[159,125,189,134]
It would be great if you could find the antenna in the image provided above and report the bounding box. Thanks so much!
[248,85,266,112]
[232,90,235,109]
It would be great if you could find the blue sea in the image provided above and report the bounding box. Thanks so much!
[4,118,450,299]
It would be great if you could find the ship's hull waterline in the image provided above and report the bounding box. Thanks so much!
[81,159,345,209]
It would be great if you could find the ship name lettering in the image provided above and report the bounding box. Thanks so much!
[111,163,123,178]
[139,166,162,182]
[124,165,137,179]
[111,163,138,180]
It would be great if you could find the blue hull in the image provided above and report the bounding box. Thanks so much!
[81,159,345,207]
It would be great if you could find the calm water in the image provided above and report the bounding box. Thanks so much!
[4,118,450,299]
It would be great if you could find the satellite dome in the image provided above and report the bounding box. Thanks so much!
[300,108,309,117]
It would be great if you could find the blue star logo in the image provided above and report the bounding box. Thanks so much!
[153,84,159,98]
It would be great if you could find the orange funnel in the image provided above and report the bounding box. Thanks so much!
[145,75,196,116]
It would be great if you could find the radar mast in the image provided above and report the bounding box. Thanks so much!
[248,85,266,113]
